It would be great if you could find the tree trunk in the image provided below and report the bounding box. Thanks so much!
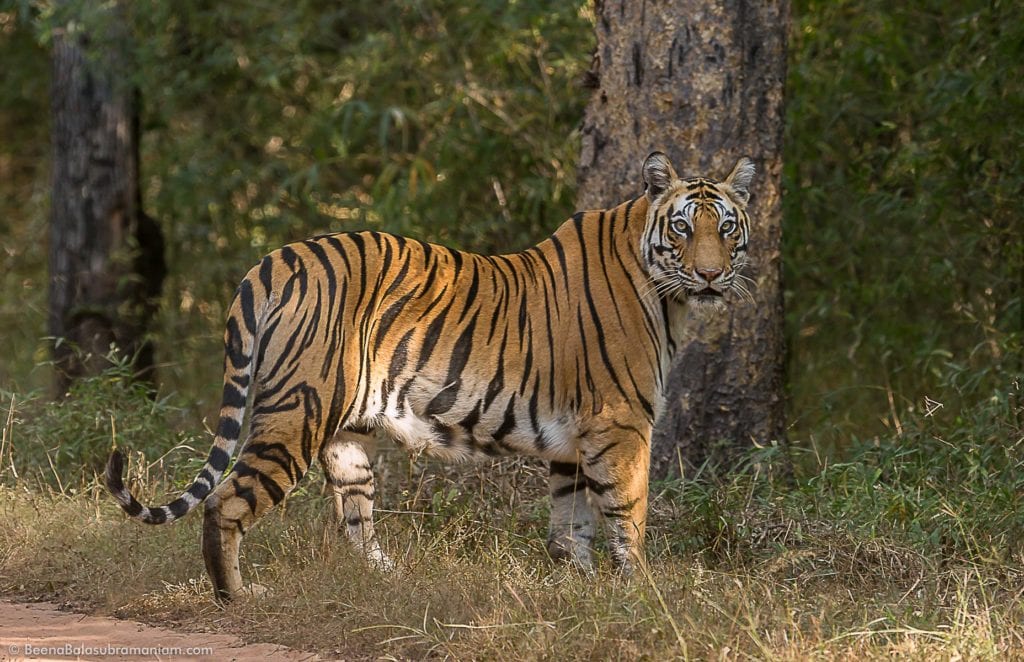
[577,0,789,478]
[48,6,165,395]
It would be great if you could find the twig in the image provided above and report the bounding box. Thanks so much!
[3,395,18,479]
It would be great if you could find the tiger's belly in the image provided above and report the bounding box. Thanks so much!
[355,375,580,463]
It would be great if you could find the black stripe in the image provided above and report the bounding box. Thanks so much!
[239,279,257,334]
[573,220,630,403]
[517,327,533,394]
[487,273,507,343]
[459,402,482,432]
[528,379,540,433]
[280,245,299,271]
[146,507,167,524]
[548,235,572,294]
[336,486,375,499]
[384,252,413,298]
[245,441,301,484]
[383,328,415,402]
[349,233,370,312]
[224,318,249,369]
[259,255,274,295]
[329,475,373,488]
[623,364,655,422]
[550,461,579,477]
[222,383,246,409]
[483,330,509,410]
[167,498,190,518]
[123,496,143,517]
[601,497,640,517]
[254,315,281,371]
[263,311,308,379]
[304,239,338,319]
[374,290,417,355]
[529,248,561,315]
[424,310,479,417]
[259,472,287,505]
[551,479,585,499]
[540,284,557,411]
[323,235,354,278]
[491,397,517,443]
[230,476,258,513]
[585,441,620,466]
[209,446,231,472]
[416,295,458,370]
[457,262,480,324]
[217,416,241,439]
[585,476,615,495]
[595,211,628,331]
[188,480,211,500]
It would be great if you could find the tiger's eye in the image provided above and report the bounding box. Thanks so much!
[671,220,690,237]
[720,220,736,234]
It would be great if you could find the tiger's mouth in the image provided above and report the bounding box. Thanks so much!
[689,287,726,309]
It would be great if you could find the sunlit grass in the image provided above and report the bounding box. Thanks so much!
[1,395,1021,660]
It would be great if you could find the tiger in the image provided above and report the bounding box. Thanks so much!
[106,152,755,601]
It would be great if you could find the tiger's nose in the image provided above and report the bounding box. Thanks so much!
[696,267,723,283]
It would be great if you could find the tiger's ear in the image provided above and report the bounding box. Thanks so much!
[723,157,756,208]
[642,151,678,200]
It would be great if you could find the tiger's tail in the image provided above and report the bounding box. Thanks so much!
[105,273,265,525]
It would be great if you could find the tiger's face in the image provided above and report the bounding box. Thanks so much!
[639,152,754,311]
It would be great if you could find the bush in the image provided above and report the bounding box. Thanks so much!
[0,349,194,489]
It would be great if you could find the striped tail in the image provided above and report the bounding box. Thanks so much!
[105,273,264,525]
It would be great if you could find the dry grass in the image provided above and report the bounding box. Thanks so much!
[1,446,1022,661]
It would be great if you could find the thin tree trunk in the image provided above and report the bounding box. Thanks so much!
[48,7,165,395]
[577,0,789,478]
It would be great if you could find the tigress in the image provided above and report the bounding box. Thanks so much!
[106,152,755,601]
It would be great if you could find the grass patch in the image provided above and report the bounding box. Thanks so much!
[1,369,1021,658]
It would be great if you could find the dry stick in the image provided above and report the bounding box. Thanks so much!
[3,395,17,479]
[638,558,689,659]
[45,451,65,495]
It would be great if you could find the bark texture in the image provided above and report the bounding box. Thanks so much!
[49,11,165,394]
[577,0,789,477]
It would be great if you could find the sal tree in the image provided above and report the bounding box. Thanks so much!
[576,0,789,476]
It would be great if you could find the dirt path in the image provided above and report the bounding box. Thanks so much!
[0,601,321,661]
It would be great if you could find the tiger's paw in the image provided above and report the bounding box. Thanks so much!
[234,582,272,599]
[546,538,595,574]
[367,549,395,573]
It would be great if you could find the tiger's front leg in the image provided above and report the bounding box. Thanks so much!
[320,430,393,571]
[580,423,652,576]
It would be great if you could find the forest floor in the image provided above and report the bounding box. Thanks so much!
[0,600,321,661]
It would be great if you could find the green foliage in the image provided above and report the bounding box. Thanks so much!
[0,1,1021,467]
[784,0,1023,444]
[0,0,593,406]
[655,369,1024,566]
[0,5,49,392]
[0,350,189,487]
[125,0,593,403]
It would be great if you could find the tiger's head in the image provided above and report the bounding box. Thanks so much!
[639,151,755,311]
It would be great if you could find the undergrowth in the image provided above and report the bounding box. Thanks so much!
[1,364,1022,659]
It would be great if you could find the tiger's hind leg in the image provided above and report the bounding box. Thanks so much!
[320,429,393,570]
[546,461,597,570]
[202,411,322,601]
